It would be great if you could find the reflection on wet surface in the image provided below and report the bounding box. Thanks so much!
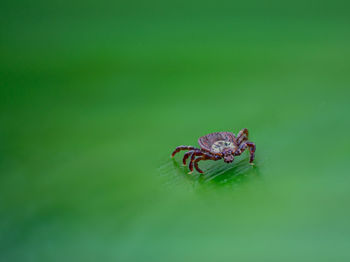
[158,153,261,190]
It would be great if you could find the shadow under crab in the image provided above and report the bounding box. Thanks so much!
[171,129,256,174]
[166,153,259,188]
[198,155,259,184]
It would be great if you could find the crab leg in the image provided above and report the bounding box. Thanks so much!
[234,141,256,163]
[182,150,200,165]
[236,128,249,145]
[171,145,199,157]
[193,156,206,173]
[246,142,256,163]
[190,152,220,174]
[188,151,204,174]
[235,143,247,155]
[193,154,220,173]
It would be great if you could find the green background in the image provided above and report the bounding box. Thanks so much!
[1,1,350,261]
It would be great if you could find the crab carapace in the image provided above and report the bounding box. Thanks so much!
[171,129,256,174]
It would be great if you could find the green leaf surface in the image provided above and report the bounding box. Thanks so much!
[1,1,350,261]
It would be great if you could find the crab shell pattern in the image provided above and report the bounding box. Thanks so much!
[171,129,256,174]
[198,132,237,155]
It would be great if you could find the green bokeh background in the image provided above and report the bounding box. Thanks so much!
[1,1,350,261]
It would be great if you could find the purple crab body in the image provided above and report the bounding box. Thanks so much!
[171,129,256,174]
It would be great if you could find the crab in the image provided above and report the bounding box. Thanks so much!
[171,129,256,174]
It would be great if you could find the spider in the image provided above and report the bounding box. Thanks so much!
[171,128,256,174]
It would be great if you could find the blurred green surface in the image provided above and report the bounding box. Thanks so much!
[1,1,350,261]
